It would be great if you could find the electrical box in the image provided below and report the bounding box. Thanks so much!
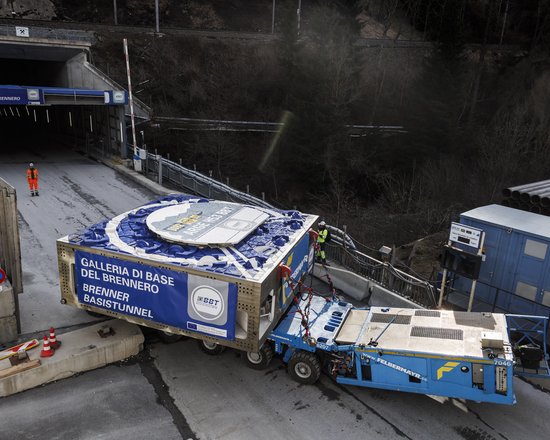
[472,363,485,385]
[496,366,508,393]
[481,331,504,349]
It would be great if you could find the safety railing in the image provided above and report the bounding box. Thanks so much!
[126,152,439,308]
[324,241,438,308]
[446,278,550,318]
[143,153,274,209]
[506,314,550,376]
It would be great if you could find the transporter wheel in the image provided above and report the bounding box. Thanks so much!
[157,330,183,344]
[197,340,226,356]
[288,351,321,385]
[244,343,274,370]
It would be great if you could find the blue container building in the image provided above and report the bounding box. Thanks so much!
[450,204,550,319]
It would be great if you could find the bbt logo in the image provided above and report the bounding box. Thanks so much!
[190,285,225,321]
[187,275,230,326]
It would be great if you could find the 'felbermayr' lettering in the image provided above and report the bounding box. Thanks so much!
[361,353,425,381]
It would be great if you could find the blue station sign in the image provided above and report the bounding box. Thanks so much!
[0,86,43,105]
[0,85,128,106]
[75,251,238,340]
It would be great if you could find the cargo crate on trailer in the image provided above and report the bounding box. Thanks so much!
[57,194,317,352]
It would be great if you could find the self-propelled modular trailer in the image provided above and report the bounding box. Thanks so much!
[56,195,549,404]
[260,294,549,405]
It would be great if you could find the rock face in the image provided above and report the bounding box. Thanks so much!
[0,0,56,20]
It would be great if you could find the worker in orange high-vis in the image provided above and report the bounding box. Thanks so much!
[26,163,39,196]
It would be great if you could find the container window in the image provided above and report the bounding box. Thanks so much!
[542,291,550,308]
[524,239,547,259]
[515,281,538,301]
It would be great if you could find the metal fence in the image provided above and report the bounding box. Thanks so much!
[325,239,438,308]
[447,279,550,319]
[144,153,274,209]
[139,153,437,307]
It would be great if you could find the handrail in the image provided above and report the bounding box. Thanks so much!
[447,277,550,318]
[325,243,437,308]
[143,153,436,307]
[87,149,438,308]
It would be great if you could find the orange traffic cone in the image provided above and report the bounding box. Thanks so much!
[40,335,54,358]
[49,327,61,349]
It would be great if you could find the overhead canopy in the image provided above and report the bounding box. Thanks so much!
[0,85,128,106]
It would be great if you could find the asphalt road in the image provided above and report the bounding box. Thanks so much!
[151,339,550,440]
[1,147,549,440]
[0,148,155,333]
[0,362,184,440]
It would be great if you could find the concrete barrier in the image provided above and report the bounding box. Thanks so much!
[0,279,17,343]
[369,284,423,309]
[313,264,422,309]
[0,319,144,397]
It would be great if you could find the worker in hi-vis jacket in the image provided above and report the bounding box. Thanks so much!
[316,221,328,265]
[26,163,39,196]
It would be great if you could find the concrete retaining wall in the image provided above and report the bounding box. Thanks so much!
[0,319,144,397]
[0,279,18,344]
[65,53,151,120]
[313,264,422,309]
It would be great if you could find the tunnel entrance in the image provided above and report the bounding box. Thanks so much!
[0,59,66,86]
[0,86,127,157]
[0,23,151,159]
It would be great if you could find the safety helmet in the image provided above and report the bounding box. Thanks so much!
[319,221,326,227]
[29,163,34,167]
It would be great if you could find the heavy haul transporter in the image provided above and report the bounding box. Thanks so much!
[265,294,549,405]
[57,195,549,405]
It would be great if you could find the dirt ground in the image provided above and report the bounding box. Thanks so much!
[0,0,55,19]
[397,230,448,281]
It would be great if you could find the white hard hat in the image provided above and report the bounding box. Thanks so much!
[319,221,326,227]
[29,163,34,167]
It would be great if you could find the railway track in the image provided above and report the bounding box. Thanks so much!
[0,17,521,51]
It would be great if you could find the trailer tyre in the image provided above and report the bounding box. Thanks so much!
[288,351,321,385]
[157,330,183,344]
[197,340,226,356]
[244,344,274,370]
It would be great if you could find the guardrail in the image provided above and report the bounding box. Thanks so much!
[82,145,437,307]
[324,240,438,308]
[144,153,274,209]
[139,152,437,307]
[447,279,550,318]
